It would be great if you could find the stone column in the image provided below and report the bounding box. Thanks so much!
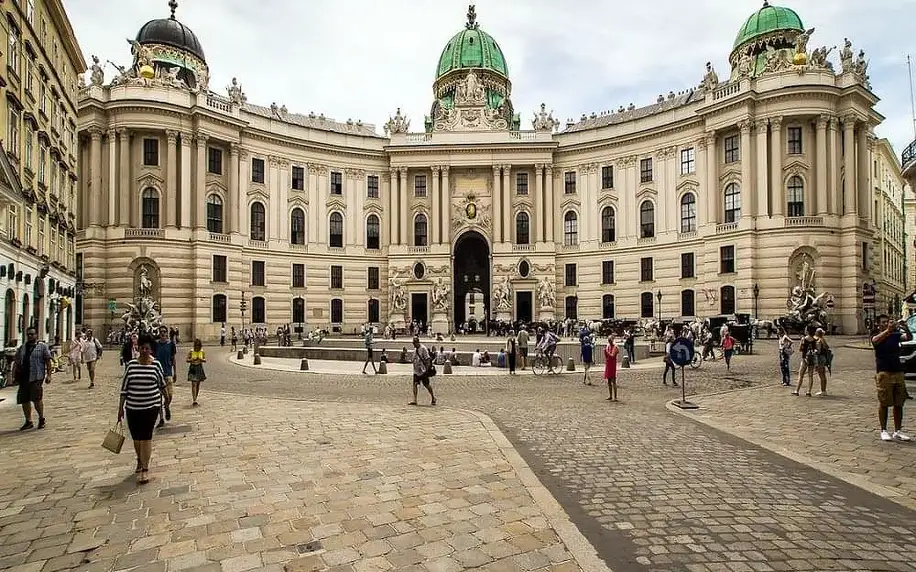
[431,166,441,244]
[399,167,408,245]
[857,127,869,219]
[387,168,397,245]
[267,156,280,240]
[195,134,208,229]
[238,150,250,236]
[107,128,117,227]
[492,165,502,243]
[842,115,857,215]
[179,132,192,229]
[88,128,102,227]
[695,138,707,227]
[620,158,634,237]
[308,165,319,242]
[739,120,753,218]
[229,144,240,234]
[317,166,328,243]
[118,129,130,226]
[770,118,784,216]
[165,130,178,228]
[705,132,718,224]
[441,166,451,243]
[815,115,829,215]
[502,165,511,243]
[278,160,290,241]
[545,166,555,242]
[828,118,840,215]
[534,164,544,243]
[755,119,769,218]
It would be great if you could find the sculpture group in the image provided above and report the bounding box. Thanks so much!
[121,265,165,334]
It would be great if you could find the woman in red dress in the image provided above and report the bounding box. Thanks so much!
[604,336,619,401]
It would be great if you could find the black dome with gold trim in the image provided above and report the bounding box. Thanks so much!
[135,0,205,63]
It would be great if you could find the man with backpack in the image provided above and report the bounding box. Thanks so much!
[408,336,436,406]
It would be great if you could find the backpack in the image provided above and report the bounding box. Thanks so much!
[782,339,794,356]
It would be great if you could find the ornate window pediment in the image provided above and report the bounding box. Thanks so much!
[247,188,269,203]
[635,187,656,202]
[137,171,164,190]
[559,195,580,210]
[676,178,698,193]
[784,159,810,177]
[326,197,347,212]
[288,195,309,207]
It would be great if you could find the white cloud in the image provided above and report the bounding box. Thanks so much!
[65,0,916,153]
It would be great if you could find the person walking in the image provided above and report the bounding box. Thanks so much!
[721,330,737,371]
[186,339,206,406]
[153,327,177,426]
[68,333,85,383]
[604,336,619,401]
[506,330,518,375]
[777,328,793,386]
[624,329,636,364]
[517,327,529,370]
[230,327,238,352]
[81,329,103,389]
[662,329,678,386]
[792,326,818,396]
[12,327,53,430]
[120,333,139,369]
[814,328,831,396]
[871,315,911,442]
[118,334,166,485]
[219,324,226,347]
[361,325,377,375]
[408,336,436,406]
[580,326,594,385]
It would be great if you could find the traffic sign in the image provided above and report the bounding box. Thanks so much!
[107,299,117,313]
[668,337,695,367]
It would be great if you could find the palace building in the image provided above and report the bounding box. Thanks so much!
[77,2,893,338]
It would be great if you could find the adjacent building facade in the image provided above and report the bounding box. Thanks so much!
[871,139,906,316]
[0,0,84,346]
[78,2,895,338]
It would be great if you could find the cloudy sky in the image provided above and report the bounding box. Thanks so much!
[65,0,916,153]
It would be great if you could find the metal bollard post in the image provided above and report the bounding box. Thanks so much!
[443,362,452,375]
[253,354,261,365]
[300,358,309,371]
[237,350,243,360]
[566,357,576,371]
[378,362,388,374]
[621,355,630,368]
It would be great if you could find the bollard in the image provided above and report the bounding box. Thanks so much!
[253,354,261,365]
[622,355,630,368]
[300,358,309,371]
[378,362,388,374]
[243,346,249,355]
[566,357,576,371]
[237,350,243,360]
[443,362,453,375]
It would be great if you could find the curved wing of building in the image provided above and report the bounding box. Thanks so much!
[77,2,897,339]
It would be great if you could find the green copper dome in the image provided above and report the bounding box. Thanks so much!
[436,7,508,79]
[733,1,804,49]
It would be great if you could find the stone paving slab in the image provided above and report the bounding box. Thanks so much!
[0,379,606,572]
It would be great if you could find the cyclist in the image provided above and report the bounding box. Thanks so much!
[537,330,560,365]
[701,329,716,360]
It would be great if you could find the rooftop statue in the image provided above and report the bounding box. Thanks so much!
[794,27,816,57]
[89,55,104,87]
[700,62,719,92]
[385,108,410,135]
[456,69,485,105]
[840,38,854,73]
[227,77,246,104]
[532,103,558,132]
[126,38,153,69]
[808,46,835,71]
[465,4,479,30]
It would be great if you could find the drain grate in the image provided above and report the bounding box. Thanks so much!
[297,541,323,554]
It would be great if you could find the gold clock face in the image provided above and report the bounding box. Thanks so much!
[466,203,477,219]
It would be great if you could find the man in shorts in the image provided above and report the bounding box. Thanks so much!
[154,327,177,426]
[408,336,436,406]
[81,329,103,389]
[361,324,377,375]
[13,327,53,430]
[871,314,911,442]
[517,327,529,369]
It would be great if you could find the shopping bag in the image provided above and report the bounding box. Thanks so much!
[102,422,125,454]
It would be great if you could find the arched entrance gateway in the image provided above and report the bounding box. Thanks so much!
[452,231,490,330]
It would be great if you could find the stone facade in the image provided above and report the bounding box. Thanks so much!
[0,0,84,345]
[870,139,906,316]
[77,4,899,338]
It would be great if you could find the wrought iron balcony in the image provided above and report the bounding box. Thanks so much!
[902,137,916,178]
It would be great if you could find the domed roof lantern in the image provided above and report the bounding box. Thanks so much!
[135,0,206,62]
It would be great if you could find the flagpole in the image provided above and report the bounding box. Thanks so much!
[908,54,916,139]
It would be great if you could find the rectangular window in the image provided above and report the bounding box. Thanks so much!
[720,246,736,274]
[367,175,379,198]
[291,166,305,190]
[414,175,427,197]
[601,260,614,285]
[330,265,343,289]
[640,257,654,282]
[24,207,32,247]
[787,127,803,155]
[680,148,695,175]
[564,264,577,287]
[516,172,529,195]
[212,255,227,283]
[564,171,576,194]
[862,242,868,271]
[565,296,578,321]
[25,60,34,94]
[681,252,695,279]
[7,106,20,157]
[681,290,696,318]
[724,135,740,163]
[601,165,614,189]
[208,147,223,174]
[142,138,159,166]
[640,158,653,183]
[292,263,305,288]
[251,158,265,183]
[330,171,342,194]
[27,0,35,23]
[367,267,380,290]
[212,295,227,323]
[8,26,20,76]
[37,219,44,256]
[38,145,46,184]
[251,260,265,286]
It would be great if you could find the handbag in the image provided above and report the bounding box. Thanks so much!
[102,422,125,454]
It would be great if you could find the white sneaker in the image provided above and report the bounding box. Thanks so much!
[880,430,894,442]
[815,391,825,396]
[892,431,912,442]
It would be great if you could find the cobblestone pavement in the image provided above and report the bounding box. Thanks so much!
[0,377,600,572]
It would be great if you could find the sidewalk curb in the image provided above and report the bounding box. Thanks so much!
[665,396,916,512]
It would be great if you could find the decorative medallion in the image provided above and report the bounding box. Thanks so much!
[465,202,477,220]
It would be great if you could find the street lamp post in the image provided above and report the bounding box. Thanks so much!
[240,291,248,331]
[752,283,760,342]
[656,290,662,322]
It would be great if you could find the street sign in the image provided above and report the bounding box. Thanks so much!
[107,299,116,313]
[668,337,695,367]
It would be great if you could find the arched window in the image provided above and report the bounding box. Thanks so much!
[414,213,428,246]
[516,212,530,245]
[212,294,227,323]
[366,214,380,250]
[680,193,697,233]
[564,295,578,320]
[640,292,654,318]
[292,297,305,324]
[720,285,736,315]
[639,201,655,238]
[250,202,266,241]
[290,207,306,245]
[601,206,616,243]
[329,212,343,247]
[252,296,265,324]
[141,188,160,229]
[330,298,343,323]
[724,183,741,223]
[787,176,805,217]
[681,289,695,317]
[563,211,578,246]
[206,194,223,234]
[367,299,380,323]
[602,294,615,319]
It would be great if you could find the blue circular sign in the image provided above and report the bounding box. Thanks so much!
[669,337,695,367]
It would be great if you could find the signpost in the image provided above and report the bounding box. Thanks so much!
[669,337,698,410]
[107,299,117,313]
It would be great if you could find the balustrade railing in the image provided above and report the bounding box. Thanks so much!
[512,244,534,252]
[125,228,165,239]
[408,245,430,254]
[902,138,916,173]
[716,222,738,234]
[209,232,230,244]
[248,239,269,249]
[784,216,825,228]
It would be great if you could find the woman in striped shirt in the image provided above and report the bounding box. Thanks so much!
[118,334,165,485]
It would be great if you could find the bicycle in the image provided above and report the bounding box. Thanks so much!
[531,349,562,376]
[689,346,723,369]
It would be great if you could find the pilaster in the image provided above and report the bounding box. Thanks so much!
[534,164,544,243]
[769,118,784,217]
[179,131,193,229]
[106,128,117,227]
[399,167,408,245]
[815,115,829,215]
[387,168,398,245]
[307,164,319,242]
[545,166,554,242]
[194,133,209,229]
[88,127,102,227]
[229,144,240,234]
[492,165,502,243]
[705,132,718,225]
[165,130,178,228]
[842,114,857,215]
[431,165,441,244]
[755,118,769,218]
[118,129,130,227]
[441,166,451,243]
[739,120,753,218]
[828,117,840,215]
[501,164,511,243]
